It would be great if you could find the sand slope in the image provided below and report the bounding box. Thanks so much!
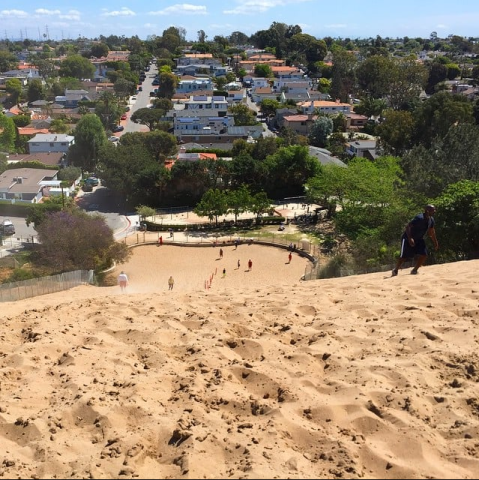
[1,249,479,479]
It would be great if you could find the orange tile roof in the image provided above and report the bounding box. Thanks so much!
[18,128,50,136]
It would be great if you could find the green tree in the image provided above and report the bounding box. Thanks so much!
[67,114,107,172]
[259,98,281,117]
[356,55,394,99]
[114,77,135,99]
[308,116,333,148]
[402,123,479,199]
[25,195,75,228]
[5,78,22,103]
[57,166,82,182]
[0,50,18,72]
[90,43,109,59]
[158,71,177,98]
[330,46,357,103]
[377,109,415,156]
[50,119,70,134]
[58,54,95,80]
[413,91,474,148]
[0,113,16,152]
[250,191,272,220]
[254,64,273,78]
[27,78,45,103]
[193,189,228,225]
[94,91,122,130]
[387,57,427,110]
[228,103,257,126]
[226,185,252,222]
[131,107,166,131]
[35,210,130,273]
[434,181,479,260]
[425,62,447,94]
[263,145,321,198]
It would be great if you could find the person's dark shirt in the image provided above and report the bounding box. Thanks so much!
[408,213,435,240]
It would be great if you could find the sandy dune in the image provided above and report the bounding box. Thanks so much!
[1,246,479,479]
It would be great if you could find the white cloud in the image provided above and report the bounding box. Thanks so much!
[324,24,347,29]
[102,8,136,18]
[149,4,208,16]
[223,0,311,16]
[0,9,29,18]
[59,10,81,21]
[35,9,61,16]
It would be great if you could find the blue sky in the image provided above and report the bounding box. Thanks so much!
[1,0,478,42]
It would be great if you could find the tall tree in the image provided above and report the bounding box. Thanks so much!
[67,114,107,172]
[194,189,228,225]
[330,46,357,103]
[0,113,16,153]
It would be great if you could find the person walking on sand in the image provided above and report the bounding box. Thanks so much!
[222,267,226,278]
[248,259,252,271]
[392,204,439,276]
[288,252,292,263]
[158,235,163,246]
[118,271,129,292]
[237,259,241,269]
[168,275,174,290]
[219,248,223,259]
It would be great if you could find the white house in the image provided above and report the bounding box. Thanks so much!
[27,134,75,154]
[298,99,352,115]
[176,78,214,94]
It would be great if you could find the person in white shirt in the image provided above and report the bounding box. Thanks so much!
[118,271,129,292]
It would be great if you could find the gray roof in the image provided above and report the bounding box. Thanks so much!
[308,146,347,167]
[0,167,58,194]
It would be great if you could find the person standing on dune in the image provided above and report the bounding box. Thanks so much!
[392,204,439,276]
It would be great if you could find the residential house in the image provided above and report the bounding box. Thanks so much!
[282,114,317,136]
[5,152,65,167]
[308,146,347,167]
[17,127,51,138]
[251,86,278,103]
[345,139,378,159]
[0,67,40,86]
[27,134,75,154]
[176,54,217,66]
[54,89,91,108]
[225,90,244,104]
[274,107,300,129]
[271,66,305,83]
[0,167,60,203]
[176,78,214,94]
[346,112,369,130]
[298,99,352,115]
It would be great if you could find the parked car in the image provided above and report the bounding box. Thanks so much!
[121,114,127,120]
[138,86,143,92]
[131,96,137,101]
[109,136,119,142]
[0,219,15,235]
[113,125,124,132]
[82,183,93,192]
[85,177,99,186]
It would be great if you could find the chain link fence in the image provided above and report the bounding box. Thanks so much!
[0,270,95,302]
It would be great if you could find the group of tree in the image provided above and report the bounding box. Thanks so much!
[193,185,272,225]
